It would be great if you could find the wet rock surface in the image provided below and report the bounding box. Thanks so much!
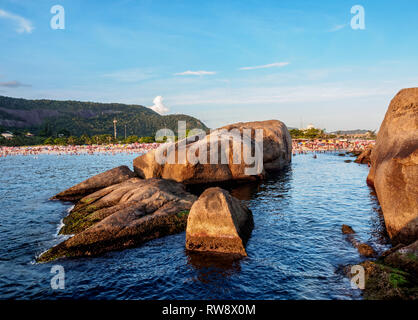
[38,178,197,262]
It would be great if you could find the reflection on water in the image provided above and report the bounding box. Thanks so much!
[0,153,389,299]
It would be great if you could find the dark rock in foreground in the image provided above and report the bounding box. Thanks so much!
[185,187,253,256]
[38,178,197,262]
[51,165,137,202]
[354,240,418,300]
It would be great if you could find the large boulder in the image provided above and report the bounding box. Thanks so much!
[185,187,254,256]
[367,88,418,245]
[38,178,197,262]
[133,120,292,184]
[51,165,137,202]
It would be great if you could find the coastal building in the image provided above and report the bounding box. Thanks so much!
[1,132,14,139]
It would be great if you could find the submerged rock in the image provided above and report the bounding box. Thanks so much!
[133,120,292,184]
[51,165,137,202]
[185,187,254,256]
[38,178,197,262]
[357,243,377,258]
[367,88,418,245]
[342,225,376,257]
[342,224,355,234]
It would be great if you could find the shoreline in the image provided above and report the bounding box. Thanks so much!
[0,139,375,157]
[0,143,160,157]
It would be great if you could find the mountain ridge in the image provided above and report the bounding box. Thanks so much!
[0,95,208,137]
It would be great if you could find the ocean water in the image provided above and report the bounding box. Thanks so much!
[0,152,390,300]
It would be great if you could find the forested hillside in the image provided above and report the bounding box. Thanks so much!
[0,96,208,137]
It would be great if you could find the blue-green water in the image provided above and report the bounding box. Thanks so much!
[0,153,390,299]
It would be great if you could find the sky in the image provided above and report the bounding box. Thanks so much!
[0,0,417,131]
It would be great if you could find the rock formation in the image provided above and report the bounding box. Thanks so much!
[38,178,197,262]
[51,165,136,202]
[355,145,373,165]
[185,187,254,256]
[353,240,418,300]
[367,88,418,245]
[133,120,292,184]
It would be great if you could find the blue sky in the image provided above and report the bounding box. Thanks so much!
[0,0,417,131]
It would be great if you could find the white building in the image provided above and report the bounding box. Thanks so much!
[1,132,14,139]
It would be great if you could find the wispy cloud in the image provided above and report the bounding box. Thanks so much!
[0,81,31,88]
[239,62,290,71]
[174,70,216,76]
[169,84,390,106]
[0,9,33,33]
[329,24,346,32]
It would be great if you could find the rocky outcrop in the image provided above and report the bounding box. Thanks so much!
[51,166,137,202]
[342,225,376,257]
[352,241,418,300]
[367,88,418,245]
[133,120,291,184]
[220,120,292,172]
[185,187,253,256]
[38,178,197,262]
[355,145,373,165]
[383,240,418,276]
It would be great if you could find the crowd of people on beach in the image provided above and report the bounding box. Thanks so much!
[0,143,161,157]
[292,139,374,155]
[0,139,375,158]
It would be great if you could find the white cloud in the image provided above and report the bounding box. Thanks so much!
[329,24,346,32]
[0,9,33,33]
[175,70,216,76]
[148,96,169,114]
[239,62,290,71]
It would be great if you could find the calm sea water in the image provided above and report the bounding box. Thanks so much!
[0,152,390,300]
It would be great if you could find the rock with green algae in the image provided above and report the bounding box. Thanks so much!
[348,240,418,300]
[38,178,196,262]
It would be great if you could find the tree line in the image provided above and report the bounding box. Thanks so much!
[0,133,155,147]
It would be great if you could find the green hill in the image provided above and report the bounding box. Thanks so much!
[0,95,208,137]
